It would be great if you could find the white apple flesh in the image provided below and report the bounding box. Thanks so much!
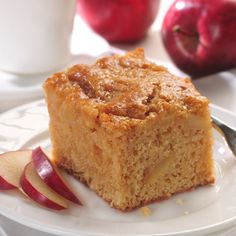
[20,162,68,210]
[32,147,82,205]
[0,150,32,190]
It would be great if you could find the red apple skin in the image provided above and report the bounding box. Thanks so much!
[20,162,68,211]
[0,176,16,190]
[32,147,82,205]
[77,0,160,43]
[161,0,236,77]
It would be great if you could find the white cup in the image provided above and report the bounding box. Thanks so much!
[0,0,76,74]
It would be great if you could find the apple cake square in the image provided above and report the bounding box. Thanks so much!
[43,48,215,211]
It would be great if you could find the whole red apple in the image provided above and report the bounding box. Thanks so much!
[77,0,160,43]
[161,0,236,77]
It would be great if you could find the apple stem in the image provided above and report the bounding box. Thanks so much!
[173,25,199,39]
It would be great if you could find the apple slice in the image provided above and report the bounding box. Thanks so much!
[0,150,32,190]
[20,162,68,210]
[32,147,82,205]
[0,176,16,190]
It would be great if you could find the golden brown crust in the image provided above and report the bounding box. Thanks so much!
[44,48,208,120]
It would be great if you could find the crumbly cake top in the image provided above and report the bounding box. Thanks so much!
[45,48,208,119]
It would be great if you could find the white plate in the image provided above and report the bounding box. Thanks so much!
[0,101,236,236]
[0,226,7,236]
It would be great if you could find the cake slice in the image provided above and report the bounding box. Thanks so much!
[43,48,215,211]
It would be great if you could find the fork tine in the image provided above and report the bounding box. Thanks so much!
[212,115,236,156]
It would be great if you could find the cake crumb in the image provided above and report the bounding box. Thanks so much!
[140,207,152,216]
[184,211,189,215]
[176,198,184,205]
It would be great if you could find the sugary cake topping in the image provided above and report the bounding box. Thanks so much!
[46,48,207,119]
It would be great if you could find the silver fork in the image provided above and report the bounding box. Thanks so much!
[212,115,236,156]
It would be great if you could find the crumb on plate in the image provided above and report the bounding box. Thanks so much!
[140,206,152,216]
